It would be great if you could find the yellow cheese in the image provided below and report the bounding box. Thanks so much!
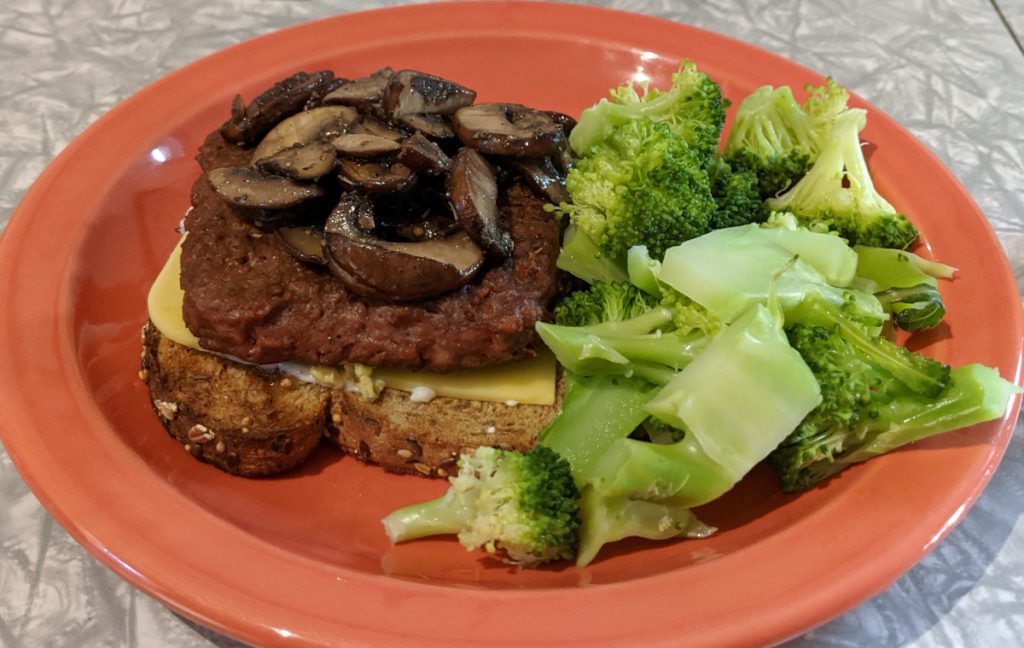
[147,239,556,405]
[147,238,201,349]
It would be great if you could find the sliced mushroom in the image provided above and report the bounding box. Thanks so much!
[384,70,476,118]
[255,141,338,181]
[453,103,564,158]
[338,159,417,195]
[304,77,349,110]
[504,156,569,205]
[252,105,358,162]
[321,67,394,107]
[448,148,513,259]
[220,71,336,145]
[396,112,455,139]
[397,132,451,175]
[545,111,578,135]
[347,114,408,142]
[330,133,402,159]
[324,194,484,301]
[276,225,327,265]
[207,166,325,209]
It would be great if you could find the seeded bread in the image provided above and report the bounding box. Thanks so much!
[141,321,562,477]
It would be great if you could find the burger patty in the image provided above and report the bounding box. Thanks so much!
[180,131,562,372]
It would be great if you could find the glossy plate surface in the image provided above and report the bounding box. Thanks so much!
[0,3,1021,646]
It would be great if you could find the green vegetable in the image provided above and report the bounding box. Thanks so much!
[773,318,1021,491]
[560,117,717,261]
[706,154,769,228]
[381,445,580,566]
[854,245,957,331]
[570,59,726,162]
[555,224,629,285]
[767,109,919,249]
[576,488,715,567]
[657,223,881,329]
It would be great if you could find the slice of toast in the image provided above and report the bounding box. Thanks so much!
[141,322,561,477]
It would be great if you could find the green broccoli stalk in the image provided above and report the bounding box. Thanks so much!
[767,109,919,249]
[576,487,716,567]
[555,223,629,284]
[382,446,581,566]
[570,59,726,162]
[854,245,957,331]
[657,223,880,328]
[772,326,1021,491]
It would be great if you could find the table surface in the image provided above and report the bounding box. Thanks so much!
[1,1,1023,646]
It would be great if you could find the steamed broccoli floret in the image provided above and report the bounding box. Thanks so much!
[767,109,919,249]
[570,59,727,162]
[382,446,580,566]
[560,117,716,260]
[723,79,850,198]
[773,318,1020,491]
[854,245,957,331]
[706,155,769,228]
[554,280,661,328]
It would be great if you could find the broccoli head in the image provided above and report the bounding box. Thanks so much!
[767,109,919,249]
[706,154,769,228]
[560,117,716,259]
[554,280,661,328]
[382,446,580,566]
[723,79,849,199]
[571,59,727,162]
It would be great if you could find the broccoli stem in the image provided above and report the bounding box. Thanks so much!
[539,374,658,484]
[536,322,708,382]
[556,223,629,284]
[576,487,716,567]
[782,363,1021,489]
[586,434,734,507]
[382,490,476,543]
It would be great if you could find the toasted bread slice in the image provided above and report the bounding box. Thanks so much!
[141,322,561,477]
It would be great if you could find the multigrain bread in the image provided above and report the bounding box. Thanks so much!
[141,321,562,477]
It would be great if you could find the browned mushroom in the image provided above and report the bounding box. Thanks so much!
[323,193,484,301]
[384,70,477,117]
[320,67,394,107]
[255,141,338,181]
[251,105,358,162]
[338,159,417,195]
[397,132,451,175]
[330,133,402,159]
[504,156,569,205]
[207,166,325,209]
[395,113,455,139]
[452,103,564,158]
[347,114,408,142]
[276,225,327,265]
[220,71,337,145]
[448,147,512,259]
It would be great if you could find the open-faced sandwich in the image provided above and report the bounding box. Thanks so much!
[141,67,577,477]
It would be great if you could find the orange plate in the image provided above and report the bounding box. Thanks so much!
[0,3,1021,646]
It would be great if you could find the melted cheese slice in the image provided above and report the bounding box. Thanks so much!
[147,239,556,405]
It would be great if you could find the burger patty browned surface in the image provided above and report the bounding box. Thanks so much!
[181,130,562,372]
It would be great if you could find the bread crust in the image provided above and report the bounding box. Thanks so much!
[141,322,561,477]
